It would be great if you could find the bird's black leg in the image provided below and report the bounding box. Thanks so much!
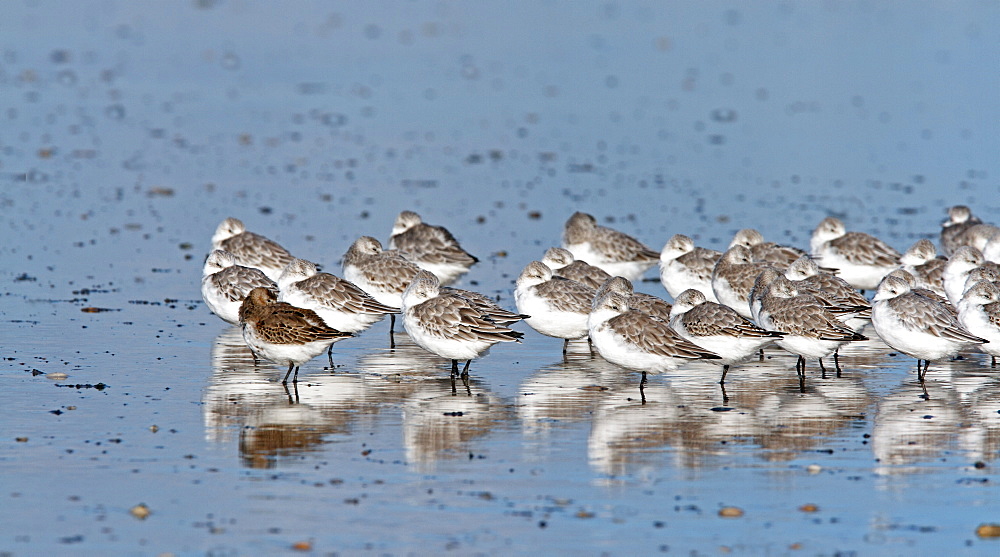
[282,364,298,384]
[719,364,730,385]
[327,345,335,370]
[389,314,396,349]
[639,371,647,405]
[834,350,842,378]
[819,358,827,379]
[451,359,459,377]
[461,360,471,379]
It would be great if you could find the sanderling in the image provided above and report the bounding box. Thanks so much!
[955,223,1000,254]
[277,258,399,336]
[748,267,784,324]
[202,249,278,325]
[785,255,871,331]
[756,275,867,378]
[872,275,986,383]
[594,276,673,322]
[588,289,720,393]
[899,239,947,297]
[211,217,296,281]
[981,233,1000,263]
[342,236,422,343]
[729,228,810,269]
[810,217,900,291]
[942,246,1000,306]
[561,212,659,281]
[388,210,478,285]
[711,245,773,319]
[238,287,353,383]
[962,266,1000,305]
[541,247,612,289]
[442,286,527,326]
[401,271,522,376]
[940,205,984,257]
[884,269,956,318]
[659,234,721,302]
[669,288,784,384]
[515,261,596,353]
[958,280,1000,366]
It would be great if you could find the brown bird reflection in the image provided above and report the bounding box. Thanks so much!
[205,328,418,468]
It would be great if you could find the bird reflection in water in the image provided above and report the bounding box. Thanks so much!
[587,360,871,477]
[871,360,1000,476]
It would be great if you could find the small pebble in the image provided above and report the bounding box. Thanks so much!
[976,524,1000,538]
[799,504,819,513]
[718,506,744,518]
[46,372,69,381]
[806,464,822,474]
[291,541,313,551]
[130,503,151,520]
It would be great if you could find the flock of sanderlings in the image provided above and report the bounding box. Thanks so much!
[201,206,1000,399]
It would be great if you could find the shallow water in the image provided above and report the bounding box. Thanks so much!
[3,1,1000,555]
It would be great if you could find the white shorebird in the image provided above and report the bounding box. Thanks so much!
[942,246,1000,306]
[961,266,1000,310]
[588,288,720,397]
[810,217,900,291]
[238,287,353,383]
[958,280,1000,366]
[784,255,872,333]
[202,249,278,325]
[872,275,986,384]
[669,289,784,384]
[211,217,296,281]
[729,228,811,270]
[515,261,596,353]
[711,245,772,319]
[401,271,523,376]
[952,223,1000,255]
[756,275,868,380]
[659,234,721,302]
[561,211,659,281]
[388,210,478,285]
[899,238,947,297]
[940,205,983,257]
[342,236,422,344]
[884,269,956,318]
[541,247,612,289]
[277,258,399,338]
[594,276,673,322]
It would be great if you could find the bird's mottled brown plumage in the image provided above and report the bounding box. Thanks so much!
[209,264,277,303]
[407,293,524,344]
[604,311,720,360]
[678,301,781,339]
[884,289,986,343]
[213,218,295,276]
[239,288,352,346]
[390,211,478,266]
[532,276,596,314]
[342,236,422,297]
[443,287,527,325]
[291,273,399,315]
[563,212,659,263]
